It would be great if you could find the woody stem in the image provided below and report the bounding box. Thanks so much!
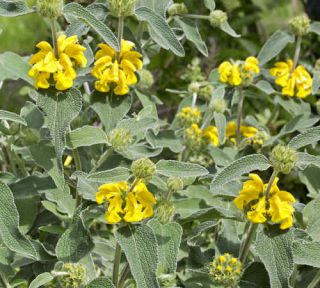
[292,35,302,72]
[236,88,244,146]
[113,242,122,286]
[50,18,59,58]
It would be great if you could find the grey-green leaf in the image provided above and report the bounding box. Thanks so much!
[87,277,115,288]
[214,112,226,144]
[66,126,107,149]
[135,6,185,57]
[210,154,271,189]
[309,22,320,36]
[204,0,215,10]
[0,0,34,16]
[147,219,182,274]
[312,71,320,95]
[87,167,130,183]
[0,110,26,125]
[37,88,82,170]
[293,240,320,268]
[156,160,209,177]
[255,229,294,288]
[0,52,33,84]
[56,206,94,262]
[258,31,294,65]
[63,3,119,51]
[296,152,320,170]
[288,126,320,149]
[0,182,37,260]
[220,21,241,38]
[29,272,54,288]
[175,18,208,56]
[115,225,159,288]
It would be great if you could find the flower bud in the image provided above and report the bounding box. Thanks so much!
[289,14,310,36]
[137,69,154,91]
[167,177,184,192]
[37,0,63,19]
[209,253,242,286]
[108,128,133,152]
[108,0,137,17]
[131,158,156,183]
[57,263,86,288]
[270,145,298,174]
[177,106,202,127]
[209,10,228,27]
[199,85,214,101]
[184,123,203,151]
[188,82,200,94]
[210,98,227,114]
[167,3,188,17]
[156,199,176,224]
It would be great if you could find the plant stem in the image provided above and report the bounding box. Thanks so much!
[117,15,124,60]
[191,92,198,108]
[72,148,82,206]
[236,88,245,146]
[307,270,320,288]
[290,264,298,287]
[0,270,10,288]
[239,222,258,263]
[50,18,59,58]
[181,14,209,20]
[292,35,302,72]
[113,242,122,286]
[90,147,114,173]
[265,169,278,201]
[118,263,130,288]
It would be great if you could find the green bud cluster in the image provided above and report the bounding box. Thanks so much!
[210,98,227,114]
[167,3,188,17]
[209,253,242,286]
[157,273,177,287]
[37,0,63,19]
[199,85,214,101]
[131,158,156,183]
[108,128,133,152]
[156,199,176,224]
[270,145,298,174]
[209,10,228,27]
[137,69,154,91]
[57,263,86,288]
[108,0,137,17]
[188,82,201,94]
[181,58,205,83]
[167,177,184,192]
[289,14,310,36]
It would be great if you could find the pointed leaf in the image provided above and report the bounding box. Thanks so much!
[0,0,34,16]
[0,110,26,125]
[288,126,320,149]
[156,160,208,177]
[66,126,107,149]
[29,273,54,288]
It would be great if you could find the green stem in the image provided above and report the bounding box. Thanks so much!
[113,242,122,286]
[290,264,298,288]
[191,92,198,109]
[236,88,245,146]
[292,35,302,72]
[180,14,209,20]
[0,270,10,288]
[266,103,279,127]
[137,21,145,43]
[117,15,124,60]
[50,18,59,58]
[118,263,130,288]
[307,269,320,288]
[90,147,114,173]
[72,148,82,206]
[265,169,278,201]
[239,222,258,263]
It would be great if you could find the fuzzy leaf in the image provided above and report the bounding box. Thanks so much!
[288,126,320,149]
[115,225,159,288]
[214,112,226,144]
[0,110,26,125]
[156,160,209,177]
[312,71,320,95]
[204,0,215,10]
[293,240,320,268]
[296,152,320,170]
[309,22,320,36]
[87,167,130,183]
[63,3,119,51]
[220,21,241,38]
[66,126,107,149]
[29,273,54,288]
[87,277,115,288]
[135,6,185,57]
[136,0,172,17]
[0,0,34,16]
[255,229,294,288]
[147,219,183,274]
[210,154,271,189]
[258,31,294,64]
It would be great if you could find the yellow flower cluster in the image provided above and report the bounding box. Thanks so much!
[226,121,263,145]
[270,59,312,98]
[92,40,143,95]
[202,125,219,147]
[209,253,242,286]
[234,174,295,230]
[28,35,87,90]
[96,180,156,224]
[177,106,202,127]
[218,56,260,86]
[184,124,220,148]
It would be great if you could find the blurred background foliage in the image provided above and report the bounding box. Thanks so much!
[1,0,318,113]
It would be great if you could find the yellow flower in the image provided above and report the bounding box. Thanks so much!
[226,121,262,144]
[270,60,312,98]
[95,180,156,224]
[202,125,219,146]
[92,40,143,96]
[218,56,259,86]
[233,174,295,229]
[177,106,202,127]
[28,35,87,91]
